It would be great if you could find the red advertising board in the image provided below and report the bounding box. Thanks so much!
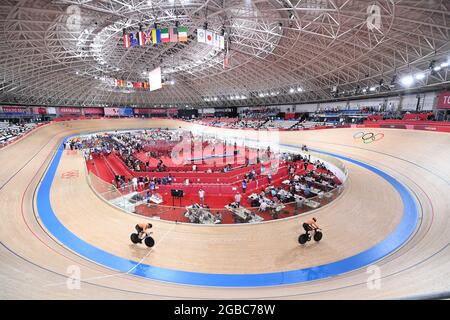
[59,107,81,114]
[380,124,407,129]
[413,125,450,132]
[134,108,150,115]
[284,112,295,120]
[83,107,104,115]
[167,108,177,115]
[1,106,29,113]
[32,107,47,115]
[150,109,167,115]
[437,91,450,109]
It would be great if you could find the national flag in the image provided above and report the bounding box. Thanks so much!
[223,49,229,69]
[219,35,225,50]
[169,27,178,42]
[223,42,230,69]
[123,28,130,48]
[213,32,220,48]
[161,28,169,43]
[126,81,133,88]
[133,82,143,89]
[137,29,145,46]
[143,81,149,89]
[178,26,188,42]
[129,33,138,47]
[205,30,213,45]
[151,29,161,44]
[197,28,206,43]
[145,30,152,45]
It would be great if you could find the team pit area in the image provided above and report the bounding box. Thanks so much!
[70,129,345,224]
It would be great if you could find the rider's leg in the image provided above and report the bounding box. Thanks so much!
[138,232,146,240]
[303,223,311,236]
[144,229,152,237]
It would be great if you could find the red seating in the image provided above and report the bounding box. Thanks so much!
[402,113,432,121]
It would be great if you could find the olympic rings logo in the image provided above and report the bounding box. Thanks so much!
[353,131,384,144]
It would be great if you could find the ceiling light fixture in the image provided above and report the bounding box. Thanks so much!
[400,75,414,87]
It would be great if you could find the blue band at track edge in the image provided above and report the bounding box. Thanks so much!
[36,137,419,287]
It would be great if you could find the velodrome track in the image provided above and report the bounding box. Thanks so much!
[0,119,449,299]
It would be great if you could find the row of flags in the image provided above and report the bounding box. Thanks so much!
[114,66,161,92]
[114,79,150,89]
[123,26,188,48]
[197,28,225,50]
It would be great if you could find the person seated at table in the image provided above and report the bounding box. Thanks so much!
[289,166,295,177]
[295,196,305,208]
[304,185,312,198]
[258,201,268,212]
[270,188,277,197]
[214,212,223,224]
[289,185,296,195]
[273,196,281,204]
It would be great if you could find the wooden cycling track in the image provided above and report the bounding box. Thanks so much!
[0,118,448,299]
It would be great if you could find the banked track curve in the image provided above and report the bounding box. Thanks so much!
[0,119,449,299]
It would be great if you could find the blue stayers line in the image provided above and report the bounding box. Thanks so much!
[36,138,419,287]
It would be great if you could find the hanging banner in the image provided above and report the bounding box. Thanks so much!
[437,91,450,109]
[148,67,162,91]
